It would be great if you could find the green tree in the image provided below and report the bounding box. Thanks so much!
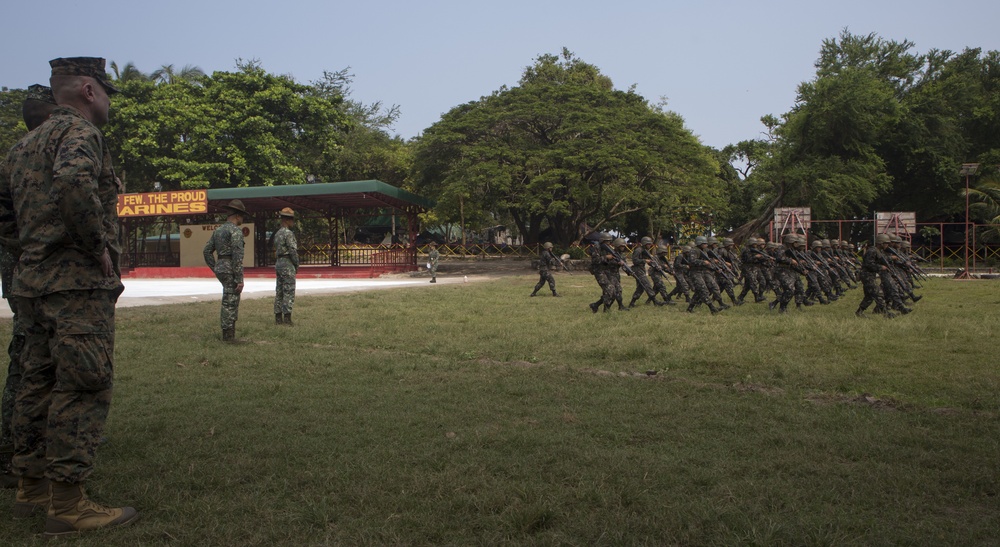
[412,50,722,246]
[104,60,352,191]
[0,87,28,155]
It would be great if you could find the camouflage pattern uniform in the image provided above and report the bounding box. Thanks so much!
[587,239,612,312]
[0,230,25,481]
[428,245,440,282]
[628,239,662,307]
[273,224,299,317]
[667,247,692,302]
[684,239,722,314]
[0,105,123,483]
[857,236,892,317]
[771,239,802,313]
[204,221,245,332]
[531,244,559,296]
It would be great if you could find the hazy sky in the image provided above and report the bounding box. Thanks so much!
[3,0,997,149]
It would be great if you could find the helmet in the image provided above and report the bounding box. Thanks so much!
[640,236,653,245]
[278,207,295,219]
[811,240,822,248]
[723,238,734,246]
[901,240,911,248]
[694,236,708,245]
[543,242,553,249]
[875,234,891,244]
[612,238,627,247]
[782,234,796,246]
[657,244,669,254]
[706,236,719,245]
[830,239,841,246]
[598,232,613,242]
[889,234,902,243]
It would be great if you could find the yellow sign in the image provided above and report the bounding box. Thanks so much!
[117,190,208,217]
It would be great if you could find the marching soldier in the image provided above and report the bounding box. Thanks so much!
[629,237,666,307]
[531,242,561,297]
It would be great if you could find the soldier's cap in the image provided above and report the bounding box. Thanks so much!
[223,199,250,217]
[26,84,55,104]
[49,57,119,95]
[278,207,295,218]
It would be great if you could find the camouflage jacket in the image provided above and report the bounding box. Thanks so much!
[273,226,299,269]
[204,221,245,283]
[0,107,122,297]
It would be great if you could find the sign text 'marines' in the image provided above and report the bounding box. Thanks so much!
[117,190,208,217]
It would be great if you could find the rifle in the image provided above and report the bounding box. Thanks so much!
[600,242,635,277]
[549,250,571,273]
[707,249,739,284]
[640,247,667,276]
[886,247,928,280]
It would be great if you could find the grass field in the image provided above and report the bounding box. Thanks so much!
[1,274,998,545]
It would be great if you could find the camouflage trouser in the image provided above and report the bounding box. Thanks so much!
[1,298,25,470]
[668,271,691,299]
[688,269,713,307]
[217,272,241,330]
[13,290,115,482]
[591,268,612,307]
[533,269,556,294]
[879,270,906,310]
[704,270,723,302]
[774,268,799,308]
[630,270,656,302]
[274,260,297,315]
[650,271,670,299]
[738,265,761,299]
[606,269,623,307]
[858,271,886,312]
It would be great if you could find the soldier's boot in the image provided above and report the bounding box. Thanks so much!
[855,307,867,318]
[589,302,600,314]
[275,313,283,325]
[430,277,436,284]
[222,328,235,342]
[529,289,538,297]
[726,289,740,305]
[284,313,293,326]
[754,294,767,303]
[716,301,730,311]
[628,296,640,308]
[897,307,913,315]
[911,294,922,303]
[779,303,789,314]
[768,299,779,311]
[617,298,630,311]
[885,311,898,319]
[551,291,560,297]
[13,477,49,518]
[44,481,138,537]
[708,303,720,315]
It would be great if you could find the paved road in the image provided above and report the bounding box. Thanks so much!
[0,275,476,319]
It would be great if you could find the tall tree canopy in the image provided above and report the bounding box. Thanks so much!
[411,49,722,246]
[727,30,1000,240]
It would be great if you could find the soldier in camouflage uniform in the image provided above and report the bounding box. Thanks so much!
[428,242,440,283]
[587,233,613,313]
[770,235,803,313]
[628,237,665,307]
[666,244,692,302]
[273,207,299,325]
[0,85,57,489]
[684,236,723,314]
[204,199,248,341]
[0,58,138,535]
[649,244,677,305]
[530,242,561,297]
[856,234,895,318]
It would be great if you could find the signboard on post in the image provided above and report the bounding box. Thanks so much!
[117,190,209,217]
[773,207,811,240]
[876,212,916,238]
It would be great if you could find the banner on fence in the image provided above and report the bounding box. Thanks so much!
[876,212,916,235]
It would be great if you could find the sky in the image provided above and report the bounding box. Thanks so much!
[3,0,998,150]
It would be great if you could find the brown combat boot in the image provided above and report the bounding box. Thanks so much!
[13,476,49,518]
[283,313,293,326]
[44,481,138,536]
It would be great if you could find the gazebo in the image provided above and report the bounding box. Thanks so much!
[119,180,434,277]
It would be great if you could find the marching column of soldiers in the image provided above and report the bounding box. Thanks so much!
[535,233,926,317]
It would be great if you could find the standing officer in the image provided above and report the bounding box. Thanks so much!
[204,199,248,341]
[0,57,138,535]
[273,207,299,325]
[530,242,561,297]
[0,84,58,490]
[428,242,440,283]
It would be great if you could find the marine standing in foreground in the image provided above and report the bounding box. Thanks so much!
[273,207,299,325]
[0,57,138,535]
[204,199,248,341]
[0,84,58,490]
